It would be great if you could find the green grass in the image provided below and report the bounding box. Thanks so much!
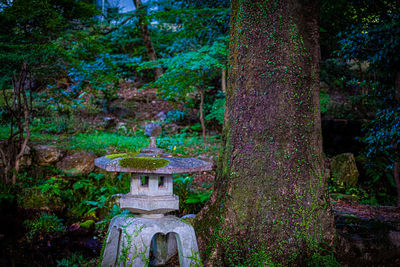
[0,123,221,158]
[0,124,149,155]
[67,132,149,155]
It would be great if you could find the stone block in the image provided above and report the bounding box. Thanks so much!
[118,194,179,214]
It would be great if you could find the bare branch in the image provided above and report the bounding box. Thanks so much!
[102,13,137,35]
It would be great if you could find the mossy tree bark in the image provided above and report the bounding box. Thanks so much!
[195,0,335,265]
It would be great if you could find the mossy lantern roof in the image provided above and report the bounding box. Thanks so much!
[95,153,212,174]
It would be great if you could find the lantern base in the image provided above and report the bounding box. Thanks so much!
[101,214,201,267]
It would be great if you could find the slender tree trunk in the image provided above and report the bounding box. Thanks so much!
[221,67,226,93]
[0,63,31,185]
[12,94,30,185]
[395,71,400,103]
[199,90,206,144]
[133,0,163,79]
[195,0,335,265]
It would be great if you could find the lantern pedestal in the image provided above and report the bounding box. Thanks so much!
[101,214,201,267]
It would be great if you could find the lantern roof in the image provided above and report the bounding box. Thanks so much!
[95,153,212,174]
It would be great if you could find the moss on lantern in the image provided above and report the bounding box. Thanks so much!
[105,152,139,160]
[119,157,170,170]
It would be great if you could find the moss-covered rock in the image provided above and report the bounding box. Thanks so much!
[330,153,359,186]
[57,151,95,175]
[80,219,95,229]
[119,157,170,170]
[33,145,64,166]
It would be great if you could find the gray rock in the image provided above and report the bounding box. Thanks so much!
[116,122,128,133]
[145,123,162,137]
[57,151,95,175]
[155,111,167,122]
[33,145,63,166]
[330,153,359,186]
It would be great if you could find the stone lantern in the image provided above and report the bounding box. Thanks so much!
[95,125,212,267]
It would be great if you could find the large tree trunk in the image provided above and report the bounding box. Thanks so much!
[195,0,335,265]
[133,0,163,79]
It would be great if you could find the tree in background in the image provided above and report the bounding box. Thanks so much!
[0,0,97,183]
[133,0,163,79]
[0,0,97,89]
[337,2,400,205]
[140,39,227,143]
[195,0,336,265]
[135,1,230,138]
[0,64,31,185]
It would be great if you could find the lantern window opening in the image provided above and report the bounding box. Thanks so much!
[158,176,165,188]
[141,176,149,187]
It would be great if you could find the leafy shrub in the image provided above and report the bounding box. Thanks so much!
[30,116,92,135]
[205,97,225,125]
[166,110,187,123]
[328,174,368,201]
[357,107,400,205]
[70,172,131,218]
[25,213,65,241]
[140,39,227,100]
[320,91,330,114]
[96,204,131,232]
[174,175,212,215]
[56,252,93,267]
